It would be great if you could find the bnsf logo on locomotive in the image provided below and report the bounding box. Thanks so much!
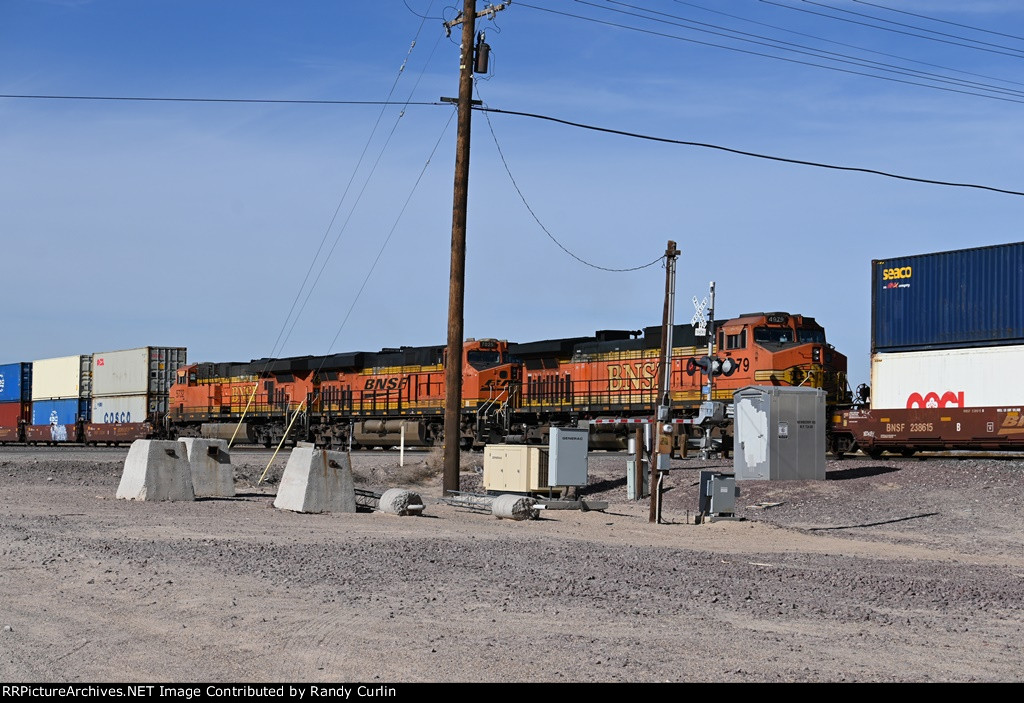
[608,361,659,391]
[364,376,411,391]
[881,266,913,281]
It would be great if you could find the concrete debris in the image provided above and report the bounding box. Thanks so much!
[378,488,425,516]
[491,494,539,521]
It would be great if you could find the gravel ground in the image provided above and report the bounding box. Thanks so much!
[1,445,1022,683]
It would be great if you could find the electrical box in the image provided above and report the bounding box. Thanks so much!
[698,471,738,518]
[548,427,589,487]
[733,386,826,481]
[483,445,549,492]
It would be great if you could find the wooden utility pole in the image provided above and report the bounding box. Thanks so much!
[649,241,680,523]
[442,0,478,496]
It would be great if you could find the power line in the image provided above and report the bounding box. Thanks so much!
[761,0,1024,60]
[0,94,440,106]
[670,0,1024,90]
[477,106,1024,198]
[803,0,1024,53]
[851,0,1024,44]
[592,0,1024,101]
[478,88,663,273]
[515,2,1024,105]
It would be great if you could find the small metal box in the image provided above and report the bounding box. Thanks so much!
[699,471,737,517]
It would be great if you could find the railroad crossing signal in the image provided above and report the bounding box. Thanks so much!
[692,296,708,336]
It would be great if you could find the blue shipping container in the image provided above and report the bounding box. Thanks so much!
[0,362,32,403]
[31,398,85,427]
[872,241,1024,353]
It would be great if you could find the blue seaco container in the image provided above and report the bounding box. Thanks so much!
[872,241,1024,353]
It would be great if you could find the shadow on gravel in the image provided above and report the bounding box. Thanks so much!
[580,476,626,495]
[826,465,900,481]
[808,512,939,531]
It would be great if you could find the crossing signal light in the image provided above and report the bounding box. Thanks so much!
[685,356,738,377]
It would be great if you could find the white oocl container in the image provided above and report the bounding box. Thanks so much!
[870,344,1024,409]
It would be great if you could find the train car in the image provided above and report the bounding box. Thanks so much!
[510,311,849,451]
[831,242,1024,457]
[167,338,521,449]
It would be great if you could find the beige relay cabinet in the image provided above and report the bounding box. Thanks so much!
[483,427,590,493]
[483,445,550,492]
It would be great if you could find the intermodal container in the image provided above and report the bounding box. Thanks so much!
[872,241,1024,353]
[90,395,149,424]
[0,400,25,441]
[0,362,32,402]
[30,355,92,401]
[31,398,86,426]
[92,347,186,397]
[0,401,26,428]
[871,345,1024,410]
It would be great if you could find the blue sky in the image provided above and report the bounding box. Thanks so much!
[3,0,1024,389]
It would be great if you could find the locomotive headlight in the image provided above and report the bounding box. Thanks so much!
[812,347,821,363]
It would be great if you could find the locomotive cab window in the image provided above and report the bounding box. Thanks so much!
[725,331,747,350]
[754,327,794,345]
[797,328,826,344]
[467,350,505,371]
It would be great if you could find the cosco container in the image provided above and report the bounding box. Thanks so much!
[870,345,1024,409]
[30,355,92,401]
[872,241,1024,353]
[91,346,186,397]
[0,362,32,403]
[90,395,150,424]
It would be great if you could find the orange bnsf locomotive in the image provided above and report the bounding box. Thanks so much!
[508,311,848,451]
[163,311,848,450]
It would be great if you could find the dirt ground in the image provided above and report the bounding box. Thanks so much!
[1,445,1022,683]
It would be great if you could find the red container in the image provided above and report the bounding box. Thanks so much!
[0,401,26,429]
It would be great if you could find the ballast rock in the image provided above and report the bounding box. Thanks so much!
[273,447,356,514]
[180,438,235,498]
[116,439,195,502]
[378,488,424,516]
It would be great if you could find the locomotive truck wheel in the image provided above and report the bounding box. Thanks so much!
[900,448,917,458]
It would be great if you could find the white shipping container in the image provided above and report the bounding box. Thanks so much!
[90,395,149,424]
[92,346,186,397]
[871,345,1024,409]
[31,355,92,401]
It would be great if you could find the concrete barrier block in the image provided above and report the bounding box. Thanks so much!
[116,440,195,502]
[273,447,356,514]
[180,437,235,498]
